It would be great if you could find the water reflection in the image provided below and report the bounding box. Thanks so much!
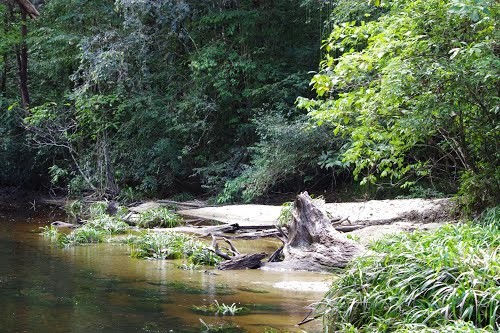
[0,214,329,332]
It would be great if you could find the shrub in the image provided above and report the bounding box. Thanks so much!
[215,114,341,203]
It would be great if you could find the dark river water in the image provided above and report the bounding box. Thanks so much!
[0,209,328,333]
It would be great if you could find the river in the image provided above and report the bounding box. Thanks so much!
[0,209,329,333]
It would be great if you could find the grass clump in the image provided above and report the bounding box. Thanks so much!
[137,207,181,228]
[59,215,130,246]
[192,300,247,316]
[127,231,220,265]
[42,211,130,247]
[40,225,60,239]
[85,215,130,234]
[59,225,107,246]
[319,207,499,332]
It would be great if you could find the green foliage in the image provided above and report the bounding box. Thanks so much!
[64,200,83,220]
[199,319,243,333]
[85,215,130,234]
[88,201,108,218]
[457,168,500,215]
[137,207,181,229]
[6,0,325,200]
[277,202,293,227]
[127,231,220,265]
[39,225,61,239]
[215,114,340,203]
[53,203,130,246]
[395,186,446,200]
[320,212,500,332]
[118,186,142,204]
[59,225,107,246]
[300,0,499,211]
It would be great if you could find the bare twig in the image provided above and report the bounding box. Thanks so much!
[208,234,231,260]
[222,237,241,256]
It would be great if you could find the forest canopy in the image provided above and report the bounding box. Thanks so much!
[0,0,498,211]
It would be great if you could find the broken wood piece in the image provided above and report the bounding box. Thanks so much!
[331,216,350,225]
[208,234,231,260]
[229,229,281,239]
[222,237,241,256]
[268,245,284,262]
[335,225,365,232]
[156,199,208,208]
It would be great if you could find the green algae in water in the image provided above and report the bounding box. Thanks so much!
[148,281,236,295]
[243,303,283,313]
[237,286,269,294]
[199,320,244,333]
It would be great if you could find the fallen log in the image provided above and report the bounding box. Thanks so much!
[218,253,267,270]
[208,235,267,270]
[229,229,281,239]
[51,221,77,228]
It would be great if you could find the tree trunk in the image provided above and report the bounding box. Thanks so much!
[15,9,29,109]
[102,130,119,195]
[280,192,364,271]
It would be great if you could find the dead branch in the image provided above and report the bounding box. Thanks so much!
[208,234,231,260]
[222,237,240,256]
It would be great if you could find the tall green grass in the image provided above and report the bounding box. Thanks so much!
[136,207,181,228]
[42,214,130,247]
[127,231,220,265]
[320,207,499,332]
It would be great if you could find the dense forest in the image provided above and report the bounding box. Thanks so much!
[0,0,498,212]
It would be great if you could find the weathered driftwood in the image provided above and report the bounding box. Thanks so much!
[218,253,267,270]
[229,229,280,239]
[208,235,267,270]
[51,221,77,228]
[156,199,208,208]
[268,245,284,262]
[280,192,364,271]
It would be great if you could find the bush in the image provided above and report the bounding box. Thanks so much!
[216,114,342,203]
[319,211,500,332]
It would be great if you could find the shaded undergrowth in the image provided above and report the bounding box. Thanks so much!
[319,207,499,332]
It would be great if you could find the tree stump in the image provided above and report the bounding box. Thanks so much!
[280,192,364,271]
